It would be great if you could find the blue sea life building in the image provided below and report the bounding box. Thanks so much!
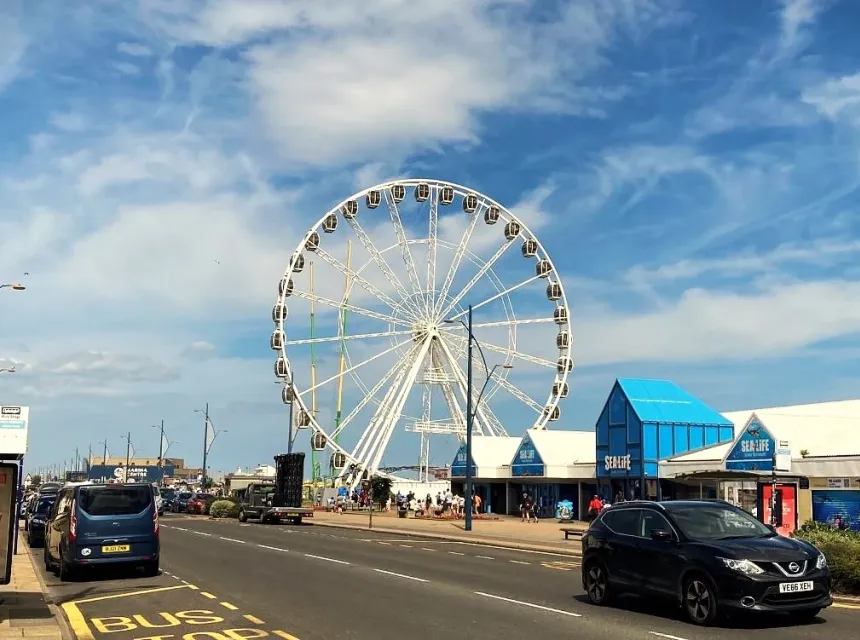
[595,378,735,501]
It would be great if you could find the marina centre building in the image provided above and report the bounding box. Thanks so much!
[450,378,860,532]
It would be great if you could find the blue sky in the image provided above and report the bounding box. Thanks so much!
[2,0,860,478]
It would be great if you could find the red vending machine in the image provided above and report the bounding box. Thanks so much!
[760,483,797,536]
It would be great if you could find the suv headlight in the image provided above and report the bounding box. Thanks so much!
[816,553,827,570]
[719,557,764,575]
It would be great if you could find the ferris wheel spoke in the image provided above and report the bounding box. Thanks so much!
[444,332,555,368]
[435,203,482,315]
[334,341,423,439]
[384,189,423,299]
[360,338,432,474]
[436,337,507,437]
[426,188,439,317]
[298,338,412,398]
[315,247,403,313]
[438,239,515,320]
[491,375,545,414]
[445,275,541,321]
[345,216,418,314]
[290,289,406,325]
[286,328,414,346]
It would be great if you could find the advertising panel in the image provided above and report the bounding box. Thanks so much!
[812,489,860,531]
[449,444,476,478]
[87,464,175,483]
[0,463,19,585]
[0,406,29,455]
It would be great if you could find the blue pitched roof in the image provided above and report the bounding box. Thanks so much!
[617,378,732,427]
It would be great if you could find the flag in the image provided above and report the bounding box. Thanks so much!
[205,418,216,453]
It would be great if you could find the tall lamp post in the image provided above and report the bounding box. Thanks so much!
[152,420,167,485]
[195,404,227,489]
[445,304,513,532]
[0,283,25,292]
[120,432,133,482]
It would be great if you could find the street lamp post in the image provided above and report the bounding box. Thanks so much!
[445,304,513,532]
[0,283,25,292]
[99,440,108,465]
[121,432,132,482]
[153,420,166,486]
[195,404,227,489]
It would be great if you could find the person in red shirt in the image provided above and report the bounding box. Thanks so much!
[587,495,603,522]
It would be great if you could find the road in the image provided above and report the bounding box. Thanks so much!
[32,514,860,640]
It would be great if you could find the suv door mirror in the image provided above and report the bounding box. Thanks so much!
[650,529,675,542]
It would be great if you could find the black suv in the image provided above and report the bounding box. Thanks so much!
[581,500,831,625]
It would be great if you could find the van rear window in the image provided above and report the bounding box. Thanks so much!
[78,485,153,516]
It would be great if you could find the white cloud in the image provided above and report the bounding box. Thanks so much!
[50,112,87,132]
[803,72,860,126]
[117,42,153,57]
[577,278,860,366]
[0,2,26,92]
[181,341,216,360]
[113,61,141,76]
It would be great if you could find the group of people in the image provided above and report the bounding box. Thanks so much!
[394,490,484,517]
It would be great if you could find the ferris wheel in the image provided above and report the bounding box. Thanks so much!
[271,179,572,487]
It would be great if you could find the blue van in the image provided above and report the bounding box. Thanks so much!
[44,482,159,580]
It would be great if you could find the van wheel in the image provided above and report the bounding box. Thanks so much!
[58,556,74,582]
[238,509,247,523]
[142,561,159,577]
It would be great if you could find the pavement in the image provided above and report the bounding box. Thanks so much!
[22,513,860,640]
[1,533,63,640]
[309,508,589,555]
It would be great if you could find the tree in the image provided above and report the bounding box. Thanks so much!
[31,474,42,487]
[370,477,392,507]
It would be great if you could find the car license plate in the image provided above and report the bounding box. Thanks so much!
[779,581,813,593]
[102,544,130,553]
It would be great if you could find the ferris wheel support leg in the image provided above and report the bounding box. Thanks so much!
[367,338,432,474]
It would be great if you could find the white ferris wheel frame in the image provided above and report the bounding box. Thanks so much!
[271,178,573,485]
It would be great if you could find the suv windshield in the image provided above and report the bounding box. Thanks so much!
[178,492,192,500]
[162,489,176,500]
[78,485,153,516]
[667,503,772,541]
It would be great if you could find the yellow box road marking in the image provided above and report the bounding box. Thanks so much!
[834,603,860,610]
[244,615,265,624]
[201,592,218,599]
[273,631,301,640]
[61,585,194,640]
[221,602,239,611]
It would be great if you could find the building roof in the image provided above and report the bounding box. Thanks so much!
[617,378,732,427]
[722,399,860,458]
[523,429,596,466]
[468,436,522,468]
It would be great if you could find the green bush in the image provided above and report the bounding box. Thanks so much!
[792,521,860,594]
[210,499,239,519]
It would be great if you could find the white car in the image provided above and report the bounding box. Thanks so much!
[153,485,164,516]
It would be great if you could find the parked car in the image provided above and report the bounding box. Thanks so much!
[171,491,193,513]
[153,485,164,516]
[44,482,159,580]
[581,499,831,625]
[25,494,56,547]
[160,488,176,513]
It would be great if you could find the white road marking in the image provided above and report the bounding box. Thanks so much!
[448,551,465,556]
[305,553,350,565]
[373,569,428,583]
[219,537,246,544]
[193,531,212,537]
[173,527,188,531]
[476,555,495,560]
[421,548,436,552]
[377,541,391,545]
[649,633,689,640]
[509,560,530,565]
[473,592,582,617]
[258,544,288,552]
[399,544,413,548]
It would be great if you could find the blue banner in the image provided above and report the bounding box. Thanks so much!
[512,435,545,477]
[725,415,774,471]
[88,464,175,483]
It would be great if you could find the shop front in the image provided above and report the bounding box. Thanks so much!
[449,437,520,514]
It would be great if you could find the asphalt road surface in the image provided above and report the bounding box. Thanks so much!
[33,514,860,640]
